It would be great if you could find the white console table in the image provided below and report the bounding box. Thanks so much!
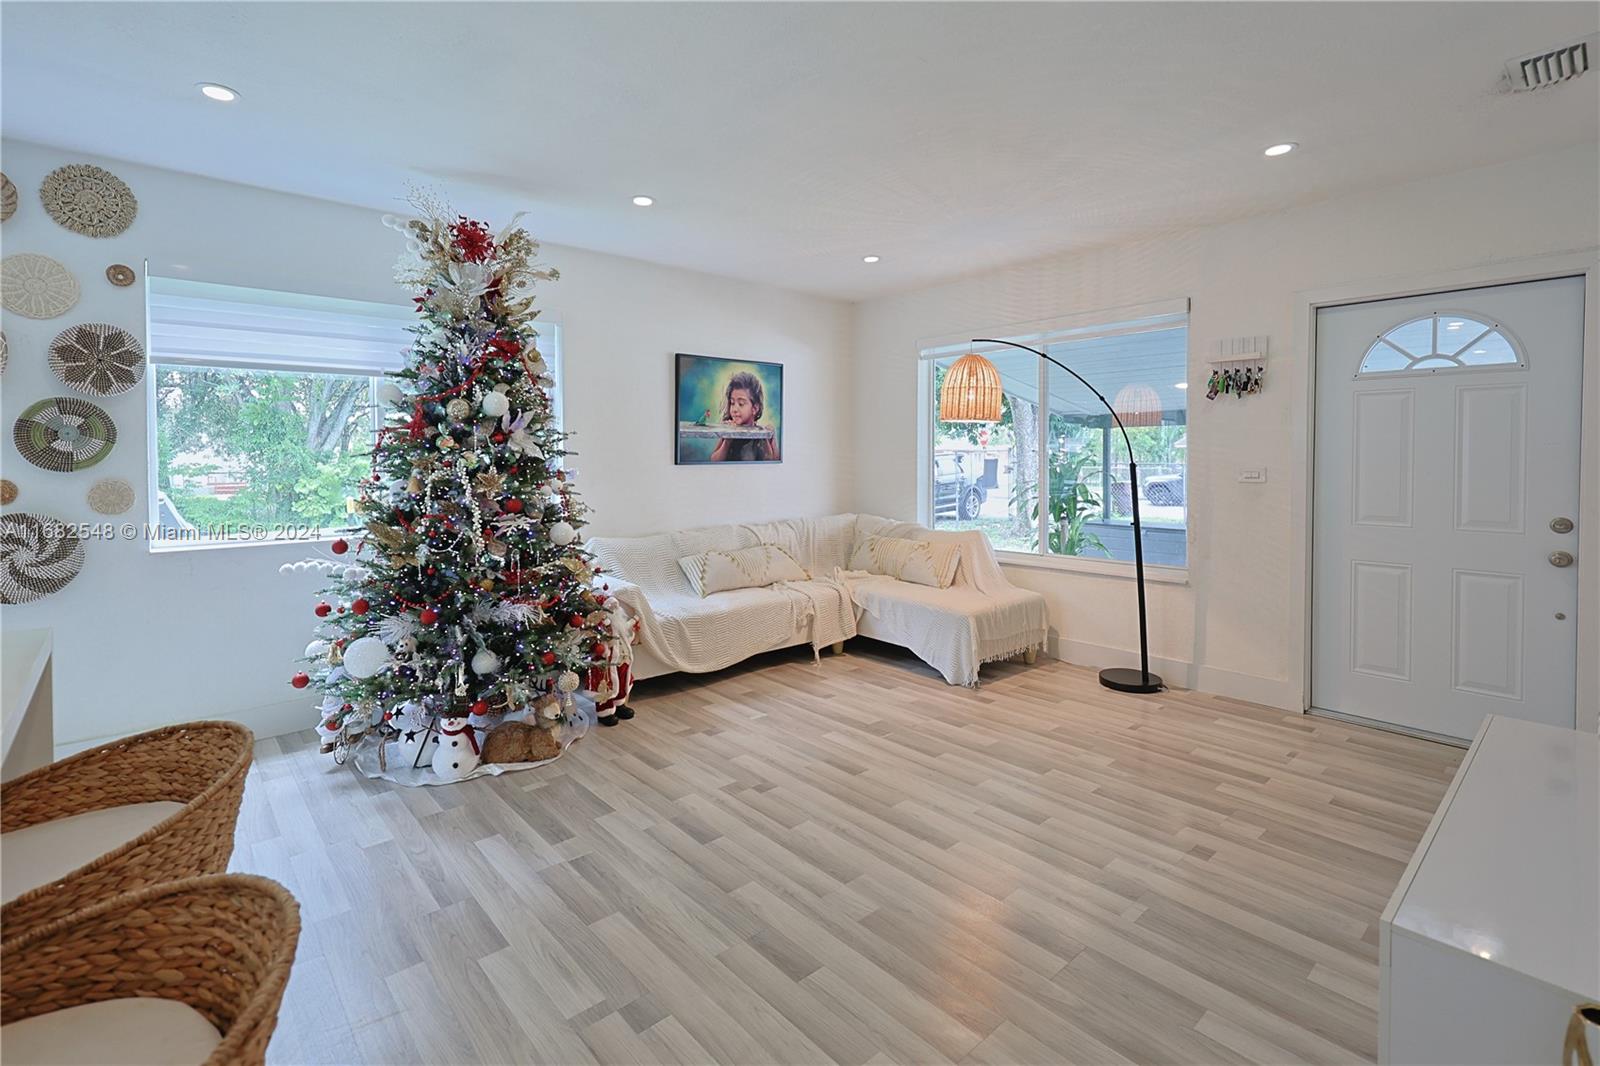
[1,628,54,782]
[1381,714,1598,1065]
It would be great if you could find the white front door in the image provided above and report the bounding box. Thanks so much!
[1313,276,1585,740]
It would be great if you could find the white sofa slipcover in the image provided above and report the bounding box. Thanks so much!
[588,513,1047,686]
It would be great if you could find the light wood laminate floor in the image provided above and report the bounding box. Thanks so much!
[236,641,1462,1065]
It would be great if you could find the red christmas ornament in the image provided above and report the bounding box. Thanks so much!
[352,598,371,615]
[492,432,506,443]
[450,217,496,263]
[504,498,524,513]
[419,607,440,625]
[542,652,558,666]
[331,538,349,555]
[571,614,585,627]
[290,672,310,689]
[314,602,332,618]
[470,699,490,716]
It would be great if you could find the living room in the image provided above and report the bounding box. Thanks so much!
[1,3,1596,1064]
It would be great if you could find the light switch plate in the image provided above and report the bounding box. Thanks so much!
[1238,467,1267,483]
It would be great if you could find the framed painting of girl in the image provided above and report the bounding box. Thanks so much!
[674,353,783,464]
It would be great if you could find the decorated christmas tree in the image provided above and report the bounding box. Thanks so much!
[290,197,621,778]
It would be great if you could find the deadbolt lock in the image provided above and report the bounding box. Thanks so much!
[1550,517,1575,534]
[1549,551,1574,568]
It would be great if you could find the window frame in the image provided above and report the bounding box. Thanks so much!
[918,300,1191,581]
[142,274,564,552]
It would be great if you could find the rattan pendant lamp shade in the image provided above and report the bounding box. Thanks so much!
[939,351,1004,422]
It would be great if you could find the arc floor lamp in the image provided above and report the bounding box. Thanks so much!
[939,339,1164,694]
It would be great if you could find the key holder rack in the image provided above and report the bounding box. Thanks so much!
[1206,336,1268,401]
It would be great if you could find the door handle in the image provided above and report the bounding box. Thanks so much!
[1549,551,1574,568]
[1550,517,1575,534]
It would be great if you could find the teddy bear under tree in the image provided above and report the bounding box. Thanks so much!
[291,196,621,775]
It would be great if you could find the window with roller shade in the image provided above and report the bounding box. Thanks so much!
[145,276,562,547]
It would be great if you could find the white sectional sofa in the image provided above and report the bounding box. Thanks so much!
[587,513,1048,687]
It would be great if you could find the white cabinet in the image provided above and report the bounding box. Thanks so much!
[1380,715,1598,1065]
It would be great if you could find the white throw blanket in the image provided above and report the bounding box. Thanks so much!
[840,517,1048,686]
[589,523,856,678]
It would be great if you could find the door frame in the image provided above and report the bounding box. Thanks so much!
[1292,250,1600,735]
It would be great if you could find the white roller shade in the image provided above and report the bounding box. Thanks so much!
[148,276,414,376]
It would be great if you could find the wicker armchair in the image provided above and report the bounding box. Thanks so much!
[1,874,300,1066]
[1,720,253,936]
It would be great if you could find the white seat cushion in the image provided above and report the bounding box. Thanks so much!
[1,801,186,903]
[1,997,222,1065]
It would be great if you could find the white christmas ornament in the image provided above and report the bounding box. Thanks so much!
[432,716,480,781]
[557,671,580,694]
[377,382,405,406]
[549,521,576,546]
[343,565,367,582]
[470,648,501,675]
[342,636,391,679]
[480,391,510,418]
[305,639,330,659]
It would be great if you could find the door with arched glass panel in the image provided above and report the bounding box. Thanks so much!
[1313,276,1584,740]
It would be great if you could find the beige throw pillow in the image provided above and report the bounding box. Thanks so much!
[678,544,809,597]
[849,535,960,588]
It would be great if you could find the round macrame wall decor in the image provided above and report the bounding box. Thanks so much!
[40,164,137,238]
[13,396,118,472]
[0,512,86,604]
[87,477,135,515]
[49,322,146,396]
[1,253,81,319]
[0,330,7,376]
[0,172,16,222]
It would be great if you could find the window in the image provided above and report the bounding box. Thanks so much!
[1358,314,1522,375]
[924,301,1189,569]
[146,277,561,548]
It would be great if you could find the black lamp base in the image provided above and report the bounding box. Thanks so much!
[1099,667,1164,694]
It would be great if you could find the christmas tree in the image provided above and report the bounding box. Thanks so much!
[291,198,615,773]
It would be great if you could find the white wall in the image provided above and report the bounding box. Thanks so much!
[853,143,1600,709]
[0,138,853,747]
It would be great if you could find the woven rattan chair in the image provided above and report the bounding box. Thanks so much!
[1,720,253,937]
[0,874,300,1065]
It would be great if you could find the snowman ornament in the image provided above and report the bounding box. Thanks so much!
[432,715,481,781]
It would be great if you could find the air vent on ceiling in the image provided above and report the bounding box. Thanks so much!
[1505,34,1596,91]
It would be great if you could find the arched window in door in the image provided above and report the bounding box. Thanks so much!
[1358,314,1524,375]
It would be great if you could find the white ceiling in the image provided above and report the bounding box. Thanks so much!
[4,2,1596,300]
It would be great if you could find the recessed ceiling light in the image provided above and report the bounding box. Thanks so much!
[631,195,654,207]
[1263,142,1297,157]
[862,255,881,263]
[197,82,239,102]
[1173,382,1188,390]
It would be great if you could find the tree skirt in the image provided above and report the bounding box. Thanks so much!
[351,698,595,786]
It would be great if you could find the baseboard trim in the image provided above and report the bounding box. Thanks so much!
[1047,634,1299,711]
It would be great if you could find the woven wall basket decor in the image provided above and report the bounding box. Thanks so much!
[49,322,146,396]
[0,330,7,376]
[106,263,136,287]
[1,253,81,319]
[0,172,16,221]
[40,163,137,238]
[87,477,135,515]
[0,512,86,604]
[1,480,17,505]
[13,396,118,472]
